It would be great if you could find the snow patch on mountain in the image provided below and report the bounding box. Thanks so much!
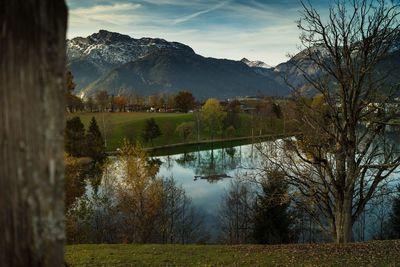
[241,58,273,69]
[67,30,194,66]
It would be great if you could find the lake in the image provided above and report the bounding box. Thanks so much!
[154,142,262,239]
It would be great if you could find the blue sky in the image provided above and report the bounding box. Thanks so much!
[67,0,328,65]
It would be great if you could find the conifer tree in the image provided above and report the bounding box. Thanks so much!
[65,116,86,157]
[253,170,295,244]
[142,118,162,145]
[86,117,105,161]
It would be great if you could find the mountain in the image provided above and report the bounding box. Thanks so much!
[67,30,289,99]
[82,49,289,99]
[275,44,400,95]
[67,30,194,92]
[241,58,273,69]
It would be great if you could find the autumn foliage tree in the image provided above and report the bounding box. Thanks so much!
[201,98,227,140]
[65,70,83,112]
[117,140,163,243]
[176,122,194,143]
[95,90,109,112]
[113,95,128,112]
[64,154,90,210]
[174,91,196,112]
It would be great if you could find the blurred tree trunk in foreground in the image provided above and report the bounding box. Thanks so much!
[0,1,67,266]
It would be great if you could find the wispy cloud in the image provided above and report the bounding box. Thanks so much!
[70,3,141,25]
[172,1,229,25]
[66,0,326,64]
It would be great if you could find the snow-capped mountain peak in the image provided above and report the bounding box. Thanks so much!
[67,29,194,67]
[241,58,273,69]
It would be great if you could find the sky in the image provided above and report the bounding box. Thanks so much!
[67,0,328,66]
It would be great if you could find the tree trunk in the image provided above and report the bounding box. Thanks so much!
[0,1,67,266]
[334,193,353,243]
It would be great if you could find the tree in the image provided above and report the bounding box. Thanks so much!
[66,70,76,94]
[388,186,400,238]
[253,170,295,244]
[142,118,162,145]
[0,1,67,265]
[65,117,86,157]
[260,0,400,243]
[113,95,128,112]
[176,122,194,143]
[159,177,207,244]
[65,160,119,244]
[201,98,227,140]
[65,70,83,112]
[117,140,163,243]
[64,154,90,210]
[166,93,176,110]
[95,90,109,112]
[66,93,84,113]
[174,91,196,112]
[86,117,105,161]
[85,96,96,112]
[225,100,242,131]
[218,178,254,244]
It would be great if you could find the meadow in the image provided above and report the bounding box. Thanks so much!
[65,240,400,267]
[66,112,285,152]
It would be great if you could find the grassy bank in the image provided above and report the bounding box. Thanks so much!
[65,240,400,266]
[67,112,285,152]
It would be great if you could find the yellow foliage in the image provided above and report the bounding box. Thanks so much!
[117,139,163,242]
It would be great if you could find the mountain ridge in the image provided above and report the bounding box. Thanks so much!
[67,30,289,99]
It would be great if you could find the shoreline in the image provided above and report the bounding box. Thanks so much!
[106,132,299,157]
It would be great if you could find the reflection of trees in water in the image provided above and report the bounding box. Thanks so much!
[163,155,175,170]
[175,152,196,167]
[172,145,245,183]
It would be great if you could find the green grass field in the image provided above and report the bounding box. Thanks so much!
[66,112,284,152]
[67,112,196,151]
[65,240,400,266]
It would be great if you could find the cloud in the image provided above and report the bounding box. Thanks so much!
[66,0,309,65]
[70,3,141,26]
[172,1,229,25]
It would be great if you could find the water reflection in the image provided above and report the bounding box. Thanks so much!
[154,144,259,221]
[161,145,248,183]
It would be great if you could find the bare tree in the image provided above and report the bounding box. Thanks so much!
[260,0,400,243]
[218,178,254,244]
[0,0,67,265]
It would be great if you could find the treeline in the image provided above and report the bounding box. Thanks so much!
[66,71,197,113]
[218,172,400,244]
[65,141,208,244]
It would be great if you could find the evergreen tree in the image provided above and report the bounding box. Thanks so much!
[65,116,86,157]
[142,118,162,145]
[86,117,105,161]
[253,170,295,244]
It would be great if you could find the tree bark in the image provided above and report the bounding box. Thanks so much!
[0,1,67,266]
[334,192,353,243]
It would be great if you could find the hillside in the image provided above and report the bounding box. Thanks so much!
[67,30,289,99]
[82,49,289,99]
[65,240,400,267]
[275,45,400,95]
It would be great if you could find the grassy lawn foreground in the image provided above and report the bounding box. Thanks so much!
[66,240,400,266]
